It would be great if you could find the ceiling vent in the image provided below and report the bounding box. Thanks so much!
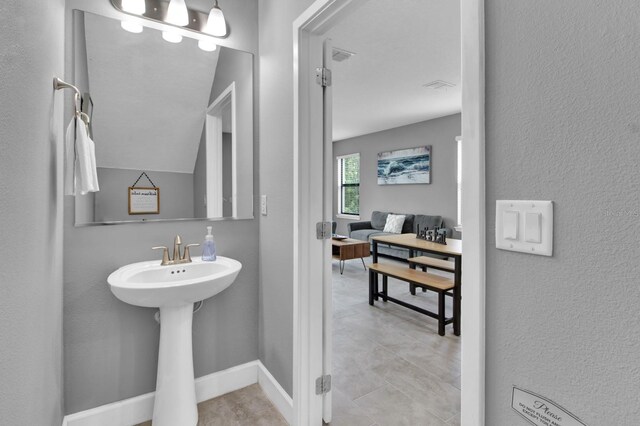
[422,80,456,90]
[332,47,356,62]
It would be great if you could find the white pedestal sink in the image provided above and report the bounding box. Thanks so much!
[108,256,242,426]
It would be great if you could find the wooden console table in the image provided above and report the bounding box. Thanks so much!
[332,238,370,274]
[371,234,462,336]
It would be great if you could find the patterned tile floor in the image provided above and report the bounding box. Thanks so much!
[328,256,461,426]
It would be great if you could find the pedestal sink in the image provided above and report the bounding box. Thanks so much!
[108,256,242,426]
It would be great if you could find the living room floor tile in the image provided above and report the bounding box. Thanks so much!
[353,384,449,426]
[332,256,461,424]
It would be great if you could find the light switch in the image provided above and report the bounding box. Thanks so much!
[260,195,268,216]
[525,212,541,243]
[495,200,553,256]
[503,211,519,240]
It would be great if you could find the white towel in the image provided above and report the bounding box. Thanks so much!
[64,116,100,196]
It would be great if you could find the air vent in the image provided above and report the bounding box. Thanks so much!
[332,47,356,62]
[423,80,456,90]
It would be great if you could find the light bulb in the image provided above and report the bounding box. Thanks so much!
[165,0,189,26]
[203,1,226,37]
[121,20,144,33]
[198,39,217,52]
[121,0,145,14]
[162,30,183,43]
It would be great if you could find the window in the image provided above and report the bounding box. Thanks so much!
[337,153,360,216]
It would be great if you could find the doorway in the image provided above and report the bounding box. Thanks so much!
[292,0,486,424]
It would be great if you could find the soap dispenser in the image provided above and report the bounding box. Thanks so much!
[202,226,217,261]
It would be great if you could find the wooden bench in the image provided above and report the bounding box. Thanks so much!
[368,263,455,336]
[407,256,455,296]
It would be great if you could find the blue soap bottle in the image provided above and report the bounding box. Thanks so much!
[202,226,217,261]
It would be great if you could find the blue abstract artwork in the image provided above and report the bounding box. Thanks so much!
[377,145,431,185]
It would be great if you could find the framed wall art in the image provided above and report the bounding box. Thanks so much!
[377,145,431,185]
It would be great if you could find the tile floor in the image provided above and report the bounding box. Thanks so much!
[136,384,287,426]
[329,255,461,426]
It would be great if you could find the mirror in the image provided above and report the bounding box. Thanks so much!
[71,10,254,225]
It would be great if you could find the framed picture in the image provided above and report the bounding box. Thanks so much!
[128,187,160,215]
[377,145,431,185]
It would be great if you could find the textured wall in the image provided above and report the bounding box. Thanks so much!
[0,0,65,424]
[258,0,317,396]
[333,114,460,236]
[485,1,640,424]
[64,0,260,415]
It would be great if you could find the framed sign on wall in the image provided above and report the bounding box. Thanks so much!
[128,187,160,215]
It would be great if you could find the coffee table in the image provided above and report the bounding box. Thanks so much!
[332,238,370,274]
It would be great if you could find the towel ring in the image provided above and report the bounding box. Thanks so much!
[54,77,83,117]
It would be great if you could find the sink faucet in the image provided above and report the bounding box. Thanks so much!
[153,235,200,266]
[173,235,182,262]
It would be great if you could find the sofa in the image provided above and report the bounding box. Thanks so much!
[347,210,450,260]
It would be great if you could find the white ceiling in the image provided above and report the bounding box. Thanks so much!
[85,12,219,173]
[326,0,461,141]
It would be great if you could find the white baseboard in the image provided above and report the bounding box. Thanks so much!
[62,360,292,426]
[258,361,294,424]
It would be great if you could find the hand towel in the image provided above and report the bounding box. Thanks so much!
[64,116,100,196]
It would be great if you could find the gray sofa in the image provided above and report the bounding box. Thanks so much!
[347,211,449,260]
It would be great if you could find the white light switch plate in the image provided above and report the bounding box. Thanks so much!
[260,195,267,216]
[496,200,553,256]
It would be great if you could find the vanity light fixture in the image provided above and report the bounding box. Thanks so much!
[197,0,225,50]
[111,0,230,42]
[120,0,146,33]
[165,0,189,26]
[162,30,183,43]
[121,0,146,14]
[162,0,189,43]
[198,39,217,52]
[203,0,226,37]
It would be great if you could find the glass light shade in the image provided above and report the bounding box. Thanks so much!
[162,30,183,43]
[198,39,217,52]
[121,20,144,33]
[204,5,226,37]
[121,0,146,14]
[165,0,189,26]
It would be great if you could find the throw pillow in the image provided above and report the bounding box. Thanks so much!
[383,214,406,234]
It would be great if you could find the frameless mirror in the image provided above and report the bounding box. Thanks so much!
[71,10,254,225]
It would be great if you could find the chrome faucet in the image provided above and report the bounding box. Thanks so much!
[153,235,200,266]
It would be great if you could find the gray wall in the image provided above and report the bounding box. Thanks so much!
[258,0,317,396]
[94,168,195,222]
[63,0,260,415]
[333,114,460,236]
[485,1,640,424]
[0,0,65,424]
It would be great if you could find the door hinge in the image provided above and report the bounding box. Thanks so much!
[315,67,332,87]
[315,374,332,395]
[316,221,332,240]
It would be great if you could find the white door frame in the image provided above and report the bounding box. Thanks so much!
[206,82,237,218]
[292,0,486,424]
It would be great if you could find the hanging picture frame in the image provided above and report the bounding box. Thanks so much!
[128,172,160,214]
[128,187,160,215]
